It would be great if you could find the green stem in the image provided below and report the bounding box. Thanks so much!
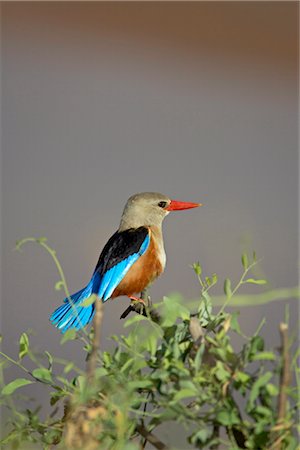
[0,351,57,388]
[0,351,33,376]
[15,237,89,339]
[16,237,71,299]
[218,260,262,315]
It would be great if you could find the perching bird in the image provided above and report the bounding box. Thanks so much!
[50,192,201,333]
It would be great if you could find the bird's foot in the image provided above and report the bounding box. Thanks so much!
[129,295,146,305]
[129,296,147,314]
[120,296,146,319]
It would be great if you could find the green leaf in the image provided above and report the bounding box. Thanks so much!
[244,278,267,285]
[205,276,212,287]
[248,371,273,410]
[250,335,264,354]
[19,332,29,360]
[217,409,240,426]
[252,351,275,361]
[241,253,249,269]
[160,295,190,327]
[230,312,241,334]
[146,332,159,356]
[120,357,134,374]
[95,367,108,378]
[128,379,153,391]
[215,361,231,382]
[124,314,148,328]
[63,362,75,374]
[224,278,232,298]
[45,351,53,370]
[194,342,205,372]
[1,378,33,395]
[190,428,211,445]
[32,368,52,383]
[0,430,21,445]
[173,388,198,401]
[253,405,272,419]
[235,371,250,384]
[76,375,87,392]
[81,294,97,308]
[60,328,76,344]
[212,273,218,284]
[192,262,202,276]
[55,281,64,291]
[266,383,279,396]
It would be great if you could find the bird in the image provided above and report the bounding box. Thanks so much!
[50,192,201,333]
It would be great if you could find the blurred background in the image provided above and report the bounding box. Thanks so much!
[1,2,298,444]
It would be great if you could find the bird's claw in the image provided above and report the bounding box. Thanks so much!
[129,295,146,305]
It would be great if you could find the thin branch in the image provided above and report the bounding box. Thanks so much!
[278,323,290,420]
[218,259,263,314]
[86,299,103,382]
[135,423,169,450]
[0,351,58,388]
[15,237,90,339]
[140,392,152,449]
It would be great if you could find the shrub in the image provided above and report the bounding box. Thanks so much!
[0,238,299,449]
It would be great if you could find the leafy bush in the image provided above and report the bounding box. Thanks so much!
[0,238,299,449]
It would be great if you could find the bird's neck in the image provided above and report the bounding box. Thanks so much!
[119,215,164,232]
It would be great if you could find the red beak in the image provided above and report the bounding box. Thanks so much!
[166,199,202,211]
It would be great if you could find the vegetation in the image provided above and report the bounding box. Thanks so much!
[0,238,299,449]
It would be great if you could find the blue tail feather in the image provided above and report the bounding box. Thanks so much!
[50,273,100,333]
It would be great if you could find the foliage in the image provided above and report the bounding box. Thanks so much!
[0,239,299,449]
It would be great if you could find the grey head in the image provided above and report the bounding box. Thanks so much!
[119,192,171,230]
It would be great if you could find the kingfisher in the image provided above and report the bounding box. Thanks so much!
[50,192,201,333]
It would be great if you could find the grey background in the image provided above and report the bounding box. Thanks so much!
[1,2,299,446]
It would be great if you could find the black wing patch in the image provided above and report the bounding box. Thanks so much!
[94,226,149,276]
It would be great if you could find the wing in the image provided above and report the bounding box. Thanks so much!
[93,226,150,301]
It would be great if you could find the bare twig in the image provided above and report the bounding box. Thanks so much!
[135,423,169,450]
[278,323,290,420]
[86,299,103,382]
[272,322,290,450]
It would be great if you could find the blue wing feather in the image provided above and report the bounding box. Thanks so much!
[102,258,135,301]
[99,233,150,301]
[50,231,150,333]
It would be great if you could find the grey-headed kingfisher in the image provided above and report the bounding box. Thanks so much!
[50,192,201,333]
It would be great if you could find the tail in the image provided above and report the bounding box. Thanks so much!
[50,273,100,333]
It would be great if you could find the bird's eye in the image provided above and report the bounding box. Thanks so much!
[158,201,167,208]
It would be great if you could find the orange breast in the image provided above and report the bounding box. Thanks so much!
[111,235,164,298]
